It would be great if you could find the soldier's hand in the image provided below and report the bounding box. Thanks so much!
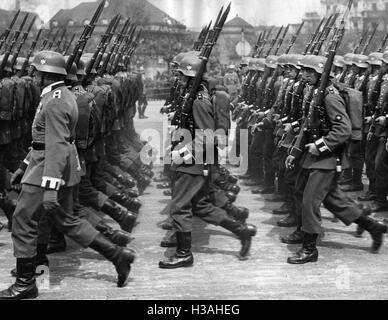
[43,190,60,213]
[283,123,292,133]
[171,150,183,165]
[285,155,295,170]
[365,116,373,124]
[167,112,174,121]
[376,116,387,126]
[305,143,320,156]
[10,168,25,186]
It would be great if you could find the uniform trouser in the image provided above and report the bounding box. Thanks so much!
[170,172,228,233]
[283,159,299,214]
[79,162,109,210]
[294,168,362,235]
[263,129,276,185]
[248,130,264,179]
[137,96,148,116]
[0,145,8,192]
[348,139,364,183]
[365,134,379,182]
[273,146,292,196]
[39,185,104,245]
[12,184,98,258]
[375,140,388,201]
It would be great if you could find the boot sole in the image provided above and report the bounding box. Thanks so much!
[287,255,318,264]
[158,261,193,269]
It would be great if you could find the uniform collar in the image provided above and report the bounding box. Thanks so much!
[41,81,65,97]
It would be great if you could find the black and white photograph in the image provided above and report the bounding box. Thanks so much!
[0,0,387,304]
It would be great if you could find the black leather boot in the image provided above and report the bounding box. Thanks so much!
[163,189,172,197]
[222,203,249,223]
[109,192,142,214]
[160,230,177,247]
[126,166,151,195]
[11,244,49,277]
[277,213,298,228]
[140,164,154,179]
[225,191,237,203]
[95,221,133,247]
[157,220,173,230]
[281,227,305,244]
[116,173,136,189]
[287,233,319,264]
[101,199,137,233]
[159,232,194,268]
[46,227,67,254]
[89,233,136,287]
[0,258,39,300]
[219,218,257,260]
[273,201,294,215]
[354,204,372,238]
[354,215,388,253]
[215,178,240,195]
[157,182,171,189]
[125,189,139,198]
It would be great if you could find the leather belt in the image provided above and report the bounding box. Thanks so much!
[32,139,75,150]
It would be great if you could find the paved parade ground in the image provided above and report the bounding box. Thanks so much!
[0,100,388,300]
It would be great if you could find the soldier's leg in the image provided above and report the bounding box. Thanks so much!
[281,167,310,244]
[359,134,379,201]
[371,140,388,211]
[243,130,264,184]
[159,172,205,269]
[342,140,364,192]
[254,128,276,194]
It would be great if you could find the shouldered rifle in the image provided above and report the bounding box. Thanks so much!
[253,32,263,56]
[273,24,289,55]
[179,3,231,132]
[66,0,106,73]
[285,21,304,54]
[0,10,20,52]
[0,12,29,77]
[40,28,52,51]
[98,16,128,76]
[257,26,273,57]
[193,22,211,51]
[63,33,76,55]
[361,23,378,55]
[83,14,120,82]
[111,24,137,75]
[108,18,132,74]
[20,27,42,75]
[303,17,325,55]
[10,15,36,70]
[47,28,60,50]
[125,29,142,66]
[55,28,67,53]
[310,0,353,143]
[93,14,121,72]
[308,15,332,54]
[353,28,368,54]
[377,32,388,53]
[264,25,283,58]
[313,12,339,55]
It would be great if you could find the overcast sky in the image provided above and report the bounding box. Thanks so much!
[0,0,322,27]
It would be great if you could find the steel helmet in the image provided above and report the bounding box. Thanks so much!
[31,51,67,75]
[177,54,205,77]
[343,53,355,66]
[277,54,288,66]
[300,55,327,74]
[382,50,388,64]
[367,52,383,66]
[240,56,250,67]
[14,57,27,71]
[333,55,345,68]
[352,54,369,68]
[285,54,302,69]
[265,55,278,69]
[248,58,259,71]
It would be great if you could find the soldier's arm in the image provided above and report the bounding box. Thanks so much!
[314,93,351,156]
[42,98,72,190]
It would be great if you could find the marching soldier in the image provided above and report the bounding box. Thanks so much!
[159,54,256,269]
[284,55,387,264]
[0,51,136,300]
